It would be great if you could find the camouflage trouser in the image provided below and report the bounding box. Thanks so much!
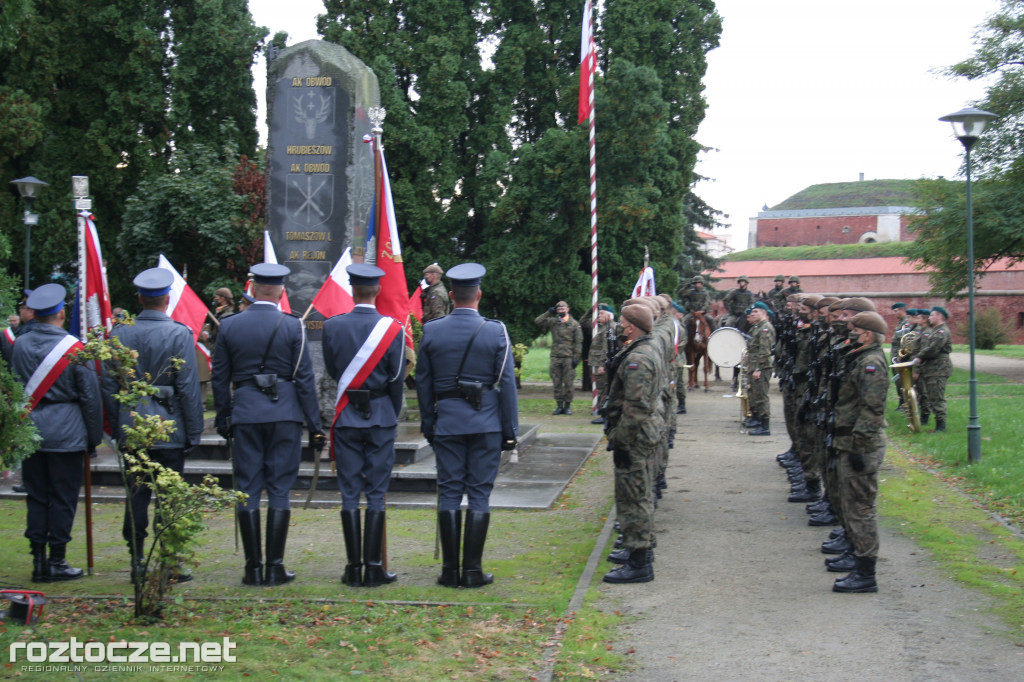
[837,445,886,559]
[550,356,575,402]
[591,366,608,404]
[675,364,687,405]
[791,381,811,470]
[747,370,770,419]
[660,387,675,477]
[922,374,948,421]
[799,418,823,481]
[614,443,656,552]
[782,385,798,451]
[823,449,845,527]
[914,373,930,418]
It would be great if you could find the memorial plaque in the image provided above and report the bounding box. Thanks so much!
[266,40,379,341]
[266,40,379,418]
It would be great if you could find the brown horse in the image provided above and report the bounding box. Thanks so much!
[685,311,713,392]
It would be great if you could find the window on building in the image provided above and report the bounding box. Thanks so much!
[1018,312,1024,329]
[841,226,851,234]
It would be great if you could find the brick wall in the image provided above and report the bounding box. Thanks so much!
[757,215,882,246]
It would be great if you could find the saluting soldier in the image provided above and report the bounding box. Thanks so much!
[104,268,204,582]
[677,275,711,331]
[602,303,664,584]
[831,311,890,593]
[421,263,452,322]
[12,284,102,582]
[212,263,324,586]
[535,300,582,415]
[322,264,406,588]
[913,306,953,433]
[744,301,776,436]
[417,263,518,588]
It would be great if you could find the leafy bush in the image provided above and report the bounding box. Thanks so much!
[956,306,1012,350]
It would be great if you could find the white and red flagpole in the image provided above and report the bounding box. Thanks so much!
[579,0,599,416]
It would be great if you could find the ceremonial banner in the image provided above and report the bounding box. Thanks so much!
[578,0,595,125]
[311,246,355,318]
[632,266,657,298]
[262,230,293,314]
[78,212,113,336]
[157,255,209,344]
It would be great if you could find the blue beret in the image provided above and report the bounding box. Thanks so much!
[26,283,67,317]
[133,267,174,297]
[447,262,486,287]
[346,263,385,287]
[251,263,290,285]
[931,306,949,319]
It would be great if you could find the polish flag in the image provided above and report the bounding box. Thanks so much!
[79,212,113,336]
[158,255,210,344]
[408,279,426,323]
[311,247,355,318]
[262,230,292,314]
[632,266,657,298]
[578,0,595,124]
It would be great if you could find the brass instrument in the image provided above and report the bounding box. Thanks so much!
[736,348,750,421]
[896,330,920,362]
[891,360,921,433]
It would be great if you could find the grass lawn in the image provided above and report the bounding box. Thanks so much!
[950,344,1024,360]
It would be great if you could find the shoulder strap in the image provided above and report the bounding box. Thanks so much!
[258,313,287,373]
[454,319,488,386]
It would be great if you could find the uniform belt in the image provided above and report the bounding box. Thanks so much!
[437,387,492,401]
[348,388,389,399]
[233,377,292,390]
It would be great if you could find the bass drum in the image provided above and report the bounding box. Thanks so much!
[707,327,747,369]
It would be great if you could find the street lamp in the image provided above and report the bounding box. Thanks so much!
[10,176,49,290]
[938,107,998,464]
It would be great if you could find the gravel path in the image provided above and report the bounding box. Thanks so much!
[950,352,1024,383]
[593,382,1024,681]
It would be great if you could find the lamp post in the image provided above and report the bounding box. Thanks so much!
[10,176,49,291]
[938,107,998,464]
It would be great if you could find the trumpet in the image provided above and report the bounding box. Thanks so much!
[891,360,921,433]
[737,348,750,421]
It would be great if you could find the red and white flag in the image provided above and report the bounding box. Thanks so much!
[373,148,411,326]
[578,0,595,124]
[407,279,426,323]
[632,266,657,298]
[262,230,292,314]
[311,246,355,318]
[79,212,113,336]
[158,255,209,344]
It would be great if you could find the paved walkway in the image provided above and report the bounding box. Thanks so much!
[950,351,1024,382]
[593,382,1024,681]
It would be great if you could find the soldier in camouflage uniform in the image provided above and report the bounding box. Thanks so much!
[830,311,889,593]
[587,304,616,424]
[767,275,788,314]
[743,301,775,435]
[651,295,679,497]
[783,275,804,300]
[421,263,452,323]
[671,302,688,415]
[913,306,953,432]
[721,275,756,329]
[602,304,664,584]
[535,301,583,415]
[907,309,932,424]
[676,275,711,332]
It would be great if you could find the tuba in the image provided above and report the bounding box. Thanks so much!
[891,360,922,433]
[896,330,919,362]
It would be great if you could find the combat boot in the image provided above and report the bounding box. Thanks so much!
[676,401,686,415]
[437,510,461,588]
[340,509,362,586]
[933,418,946,433]
[363,509,397,587]
[833,556,878,593]
[920,413,930,426]
[808,508,838,526]
[776,449,796,465]
[821,533,852,555]
[552,401,565,415]
[748,416,771,436]
[825,549,856,572]
[602,549,654,584]
[806,498,830,514]
[788,477,821,503]
[829,526,846,540]
[590,415,605,424]
[742,415,761,428]
[461,510,493,588]
[607,547,654,565]
[264,508,296,586]
[237,508,263,585]
[30,542,48,583]
[46,543,84,582]
[563,402,573,415]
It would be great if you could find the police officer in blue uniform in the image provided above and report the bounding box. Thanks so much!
[322,264,406,587]
[416,263,519,588]
[11,284,102,582]
[103,268,205,581]
[212,263,324,586]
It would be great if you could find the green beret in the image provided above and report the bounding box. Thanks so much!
[599,303,614,313]
[891,302,906,310]
[672,301,686,314]
[931,306,949,319]
[753,300,773,316]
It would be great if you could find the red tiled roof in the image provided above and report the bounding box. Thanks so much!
[711,257,1024,279]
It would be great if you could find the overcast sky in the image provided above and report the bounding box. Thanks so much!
[249,0,1003,252]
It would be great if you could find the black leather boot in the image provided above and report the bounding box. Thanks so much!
[825,549,856,572]
[363,509,397,587]
[933,417,946,433]
[920,413,930,426]
[748,416,771,436]
[237,509,263,586]
[808,508,839,526]
[607,547,654,565]
[563,402,573,415]
[340,509,362,586]
[789,477,821,503]
[806,498,830,514]
[821,533,852,555]
[602,548,654,583]
[30,542,48,583]
[264,508,296,586]
[833,556,878,593]
[829,526,846,540]
[437,510,461,588]
[461,510,493,588]
[552,401,565,415]
[46,543,84,582]
[742,415,761,428]
[776,449,795,464]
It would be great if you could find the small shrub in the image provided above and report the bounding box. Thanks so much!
[956,307,1012,350]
